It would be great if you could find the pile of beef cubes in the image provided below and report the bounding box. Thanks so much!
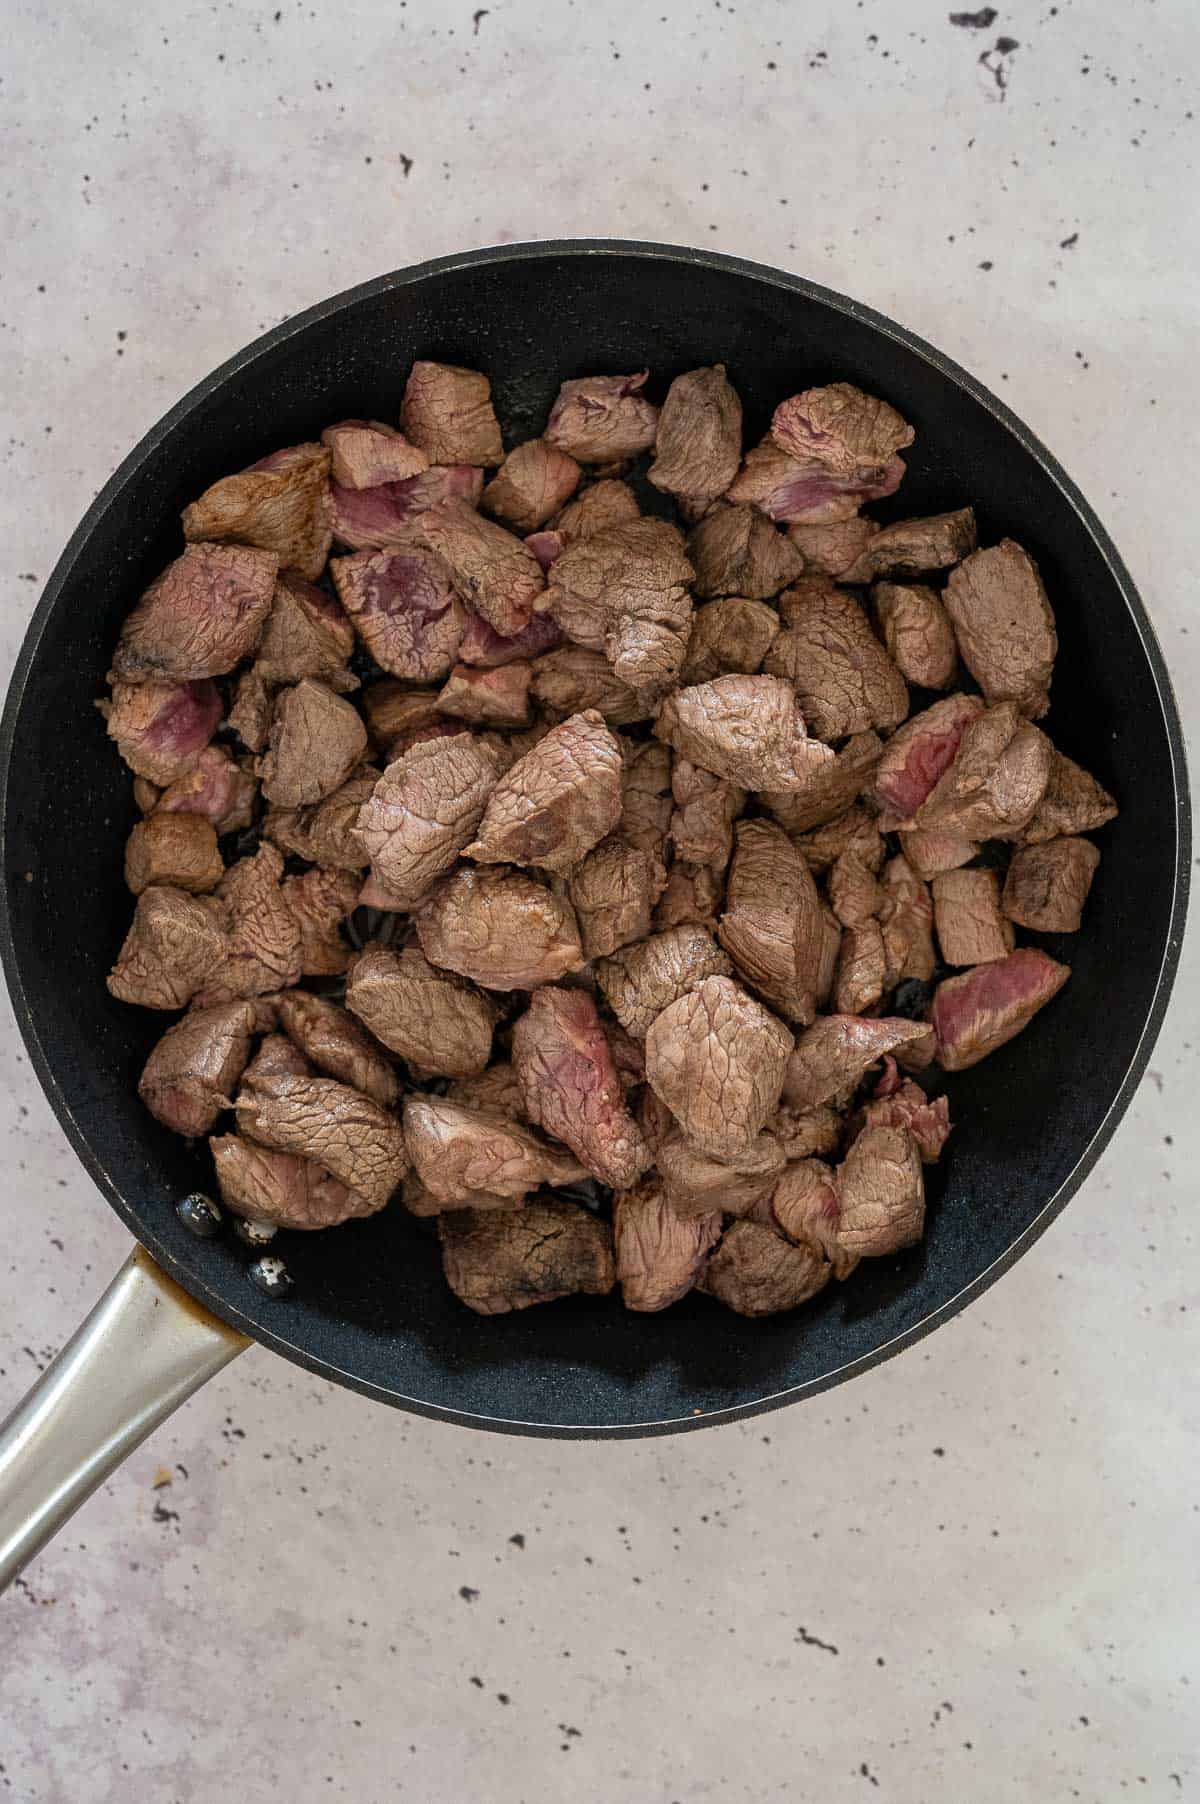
[100,357,1116,1316]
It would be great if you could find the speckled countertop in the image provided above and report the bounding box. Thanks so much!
[1,3,1197,1799]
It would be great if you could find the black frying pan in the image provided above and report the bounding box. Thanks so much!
[0,243,1188,1489]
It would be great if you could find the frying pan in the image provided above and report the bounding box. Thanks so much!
[0,241,1188,1590]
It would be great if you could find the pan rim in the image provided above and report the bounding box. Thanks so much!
[0,237,1190,1437]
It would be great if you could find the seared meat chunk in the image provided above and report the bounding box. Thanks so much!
[210,1134,375,1230]
[482,439,581,530]
[763,735,883,837]
[764,580,908,740]
[551,478,641,543]
[531,645,654,727]
[259,679,368,808]
[196,845,302,1004]
[103,678,223,786]
[125,812,223,896]
[686,504,802,600]
[701,1219,832,1316]
[457,607,561,669]
[353,734,497,908]
[658,1131,785,1221]
[944,539,1057,718]
[787,515,877,577]
[157,744,257,836]
[770,1102,843,1160]
[680,597,779,687]
[255,572,358,691]
[783,1015,930,1111]
[648,364,743,514]
[655,675,834,792]
[138,1000,256,1136]
[361,682,441,758]
[878,854,936,984]
[619,738,673,858]
[859,1077,951,1164]
[669,759,745,871]
[320,418,429,489]
[1022,751,1118,845]
[728,436,903,524]
[111,543,278,683]
[399,361,504,466]
[829,850,885,929]
[421,499,545,637]
[437,662,533,727]
[872,693,985,824]
[236,1072,407,1209]
[770,1158,855,1277]
[836,1124,924,1257]
[403,1095,586,1205]
[465,709,623,876]
[330,541,466,680]
[898,827,979,881]
[932,868,1014,966]
[613,1179,721,1311]
[1002,837,1100,933]
[833,920,887,1015]
[265,766,378,872]
[842,508,977,584]
[244,1033,312,1084]
[541,518,694,692]
[330,465,483,552]
[794,804,885,876]
[597,923,733,1038]
[718,819,825,1023]
[932,947,1070,1070]
[568,837,665,958]
[653,862,725,932]
[281,866,360,976]
[439,1196,615,1315]
[513,986,651,1189]
[181,443,331,581]
[915,703,1052,841]
[274,990,399,1108]
[644,975,791,1159]
[447,1061,527,1119]
[872,582,958,690]
[415,864,585,990]
[228,667,273,753]
[771,382,914,482]
[346,945,498,1077]
[544,371,659,463]
[108,887,229,1011]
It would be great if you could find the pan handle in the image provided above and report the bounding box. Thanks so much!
[0,1246,249,1593]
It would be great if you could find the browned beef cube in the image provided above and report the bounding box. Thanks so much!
[944,540,1057,719]
[330,540,466,680]
[235,1071,407,1210]
[346,945,498,1077]
[457,607,562,669]
[842,508,977,584]
[652,862,726,932]
[108,887,229,1011]
[878,854,936,984]
[281,866,360,977]
[1002,837,1101,933]
[1022,752,1118,845]
[551,478,641,542]
[210,1133,375,1229]
[438,1196,615,1315]
[836,1124,925,1256]
[783,1015,931,1111]
[530,645,654,727]
[125,812,223,896]
[833,920,886,1015]
[464,709,623,876]
[181,444,331,581]
[264,767,378,872]
[157,745,257,836]
[194,845,302,1005]
[644,975,791,1160]
[669,759,745,871]
[647,364,743,514]
[657,1131,786,1221]
[655,675,834,792]
[786,516,877,577]
[330,465,483,552]
[111,543,278,683]
[568,837,666,958]
[254,572,358,691]
[421,499,545,638]
[932,947,1070,1070]
[138,1000,256,1136]
[764,580,908,740]
[481,439,581,530]
[613,1178,722,1311]
[243,1033,312,1084]
[403,1094,586,1205]
[437,662,533,727]
[717,819,825,1024]
[353,735,497,908]
[771,382,914,479]
[872,581,958,690]
[859,1076,951,1164]
[618,738,673,859]
[762,735,884,837]
[258,680,368,809]
[829,849,885,929]
[897,827,979,881]
[729,436,903,524]
[793,804,885,876]
[446,1061,527,1119]
[512,986,651,1190]
[228,668,273,754]
[687,503,802,600]
[415,865,585,990]
[542,518,694,692]
[596,923,733,1038]
[680,596,779,687]
[320,419,429,489]
[544,371,659,463]
[400,361,504,466]
[915,704,1052,841]
[932,868,1015,966]
[769,1103,843,1160]
[273,990,399,1108]
[770,1157,856,1278]
[103,678,223,786]
[701,1219,832,1316]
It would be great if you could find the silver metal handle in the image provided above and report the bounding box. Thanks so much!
[0,1246,249,1593]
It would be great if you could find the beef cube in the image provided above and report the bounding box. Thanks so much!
[125,811,223,896]
[701,1219,832,1316]
[360,682,440,758]
[944,539,1057,718]
[438,1196,615,1315]
[897,827,979,881]
[786,516,877,577]
[457,607,562,669]
[330,465,484,552]
[281,866,360,976]
[647,364,743,514]
[763,735,884,838]
[551,478,641,542]
[1022,751,1118,845]
[872,582,958,690]
[872,693,984,825]
[932,946,1070,1070]
[235,1072,407,1209]
[771,382,914,480]
[399,361,504,466]
[542,518,694,692]
[446,1061,527,1119]
[655,674,834,792]
[658,1131,786,1221]
[679,597,780,687]
[254,572,358,691]
[770,1158,856,1277]
[195,845,302,1004]
[618,738,673,859]
[180,443,330,580]
[568,837,666,958]
[437,662,533,727]
[244,1033,312,1083]
[320,418,429,489]
[932,867,1015,966]
[265,766,378,872]
[465,709,623,875]
[421,498,545,637]
[346,945,498,1077]
[157,745,257,836]
[525,530,563,571]
[596,923,733,1038]
[687,503,802,600]
[812,903,843,1010]
[274,990,399,1108]
[669,759,745,871]
[1002,837,1101,933]
[859,1076,951,1164]
[415,864,584,990]
[728,436,904,525]
[841,508,977,584]
[769,1103,843,1161]
[531,645,654,727]
[259,679,368,808]
[108,887,229,1011]
[613,1179,722,1311]
[794,804,885,876]
[102,678,223,786]
[138,1000,256,1136]
[481,439,581,531]
[111,543,278,683]
[228,668,273,754]
[353,734,497,907]
[765,580,908,740]
[836,1124,925,1256]
[512,986,651,1189]
[833,920,886,1015]
[210,1134,375,1230]
[652,862,725,932]
[330,539,467,680]
[544,370,659,463]
[783,1015,931,1111]
[718,819,825,1024]
[879,854,936,984]
[644,975,791,1160]
[915,704,1052,841]
[403,1095,586,1205]
[829,850,886,928]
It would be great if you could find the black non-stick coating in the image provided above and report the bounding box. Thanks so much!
[0,243,1188,1436]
